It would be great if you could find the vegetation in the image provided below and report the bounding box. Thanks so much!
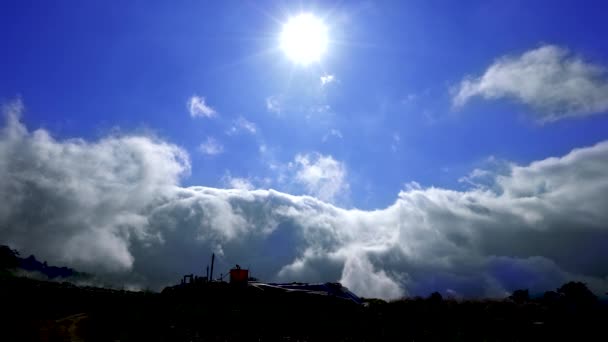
[0,245,20,270]
[0,244,89,280]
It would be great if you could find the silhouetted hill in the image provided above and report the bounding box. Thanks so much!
[1,274,607,341]
[0,244,90,280]
[2,244,607,341]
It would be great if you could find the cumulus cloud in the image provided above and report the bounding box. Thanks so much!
[290,153,349,203]
[188,95,217,118]
[453,45,608,122]
[2,101,608,299]
[226,116,257,135]
[199,137,223,155]
[0,99,190,274]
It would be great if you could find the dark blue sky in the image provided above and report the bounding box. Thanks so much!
[2,0,608,209]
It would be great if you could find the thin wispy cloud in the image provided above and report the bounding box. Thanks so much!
[453,45,608,122]
[266,96,281,114]
[226,116,257,135]
[188,95,217,118]
[322,129,343,142]
[259,144,268,154]
[199,137,223,155]
[391,133,400,152]
[401,93,418,105]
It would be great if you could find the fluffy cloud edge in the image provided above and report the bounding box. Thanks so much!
[452,45,608,122]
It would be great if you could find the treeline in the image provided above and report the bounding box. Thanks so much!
[0,244,89,280]
[2,274,606,341]
[362,282,606,341]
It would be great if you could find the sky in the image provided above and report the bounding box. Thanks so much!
[1,0,608,299]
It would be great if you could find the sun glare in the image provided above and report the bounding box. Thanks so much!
[280,13,328,66]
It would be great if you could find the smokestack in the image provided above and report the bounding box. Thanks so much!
[206,265,209,281]
[209,253,215,281]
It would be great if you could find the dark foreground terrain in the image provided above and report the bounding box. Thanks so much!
[1,275,607,341]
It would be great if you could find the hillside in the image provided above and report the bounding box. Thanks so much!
[1,274,607,340]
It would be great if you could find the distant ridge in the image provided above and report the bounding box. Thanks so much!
[0,244,89,280]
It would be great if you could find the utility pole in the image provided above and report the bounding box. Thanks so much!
[209,253,215,281]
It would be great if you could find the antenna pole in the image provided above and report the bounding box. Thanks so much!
[209,253,215,281]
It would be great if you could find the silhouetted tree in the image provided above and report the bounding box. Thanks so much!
[0,245,19,269]
[429,291,443,303]
[542,290,560,305]
[509,289,529,304]
[557,282,597,308]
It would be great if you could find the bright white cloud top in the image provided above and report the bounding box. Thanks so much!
[280,13,329,65]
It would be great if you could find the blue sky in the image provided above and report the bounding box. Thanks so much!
[3,0,608,208]
[2,1,608,297]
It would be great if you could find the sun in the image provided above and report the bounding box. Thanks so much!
[280,13,328,66]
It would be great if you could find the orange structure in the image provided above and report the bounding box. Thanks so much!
[229,265,249,285]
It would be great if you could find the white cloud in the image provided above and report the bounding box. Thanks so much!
[291,153,349,203]
[188,95,217,118]
[320,74,335,85]
[453,45,608,122]
[259,144,267,154]
[226,116,257,135]
[391,133,400,152]
[340,253,404,299]
[222,172,254,191]
[322,129,343,142]
[265,94,331,118]
[314,104,331,114]
[2,100,608,300]
[199,137,223,155]
[228,178,254,190]
[266,96,281,114]
[401,93,418,104]
[221,172,273,191]
[0,100,190,274]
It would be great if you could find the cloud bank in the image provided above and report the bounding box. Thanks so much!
[453,45,608,122]
[1,101,608,299]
